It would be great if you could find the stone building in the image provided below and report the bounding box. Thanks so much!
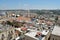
[50,26,60,40]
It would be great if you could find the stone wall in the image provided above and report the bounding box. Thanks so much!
[50,34,60,40]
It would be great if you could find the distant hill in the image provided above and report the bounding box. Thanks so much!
[0,9,60,15]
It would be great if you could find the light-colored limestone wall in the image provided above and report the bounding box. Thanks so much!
[50,34,60,40]
[0,27,15,40]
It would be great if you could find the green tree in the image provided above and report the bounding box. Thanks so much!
[55,16,58,23]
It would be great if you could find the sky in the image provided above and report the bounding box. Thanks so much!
[0,0,60,10]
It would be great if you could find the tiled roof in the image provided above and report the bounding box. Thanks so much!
[16,16,31,22]
[36,32,42,36]
[21,27,27,31]
[46,21,53,25]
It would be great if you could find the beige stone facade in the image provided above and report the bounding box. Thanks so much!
[50,34,60,40]
[50,26,60,40]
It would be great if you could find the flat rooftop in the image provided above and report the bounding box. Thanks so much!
[52,26,60,36]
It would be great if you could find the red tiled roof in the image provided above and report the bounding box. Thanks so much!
[36,32,42,36]
[21,27,27,31]
[46,21,53,25]
[16,16,31,22]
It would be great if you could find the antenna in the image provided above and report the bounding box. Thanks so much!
[27,6,30,16]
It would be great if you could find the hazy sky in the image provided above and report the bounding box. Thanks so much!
[0,0,60,10]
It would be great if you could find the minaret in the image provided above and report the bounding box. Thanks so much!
[27,9,30,17]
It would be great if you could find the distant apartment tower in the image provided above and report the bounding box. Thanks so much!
[50,26,60,40]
